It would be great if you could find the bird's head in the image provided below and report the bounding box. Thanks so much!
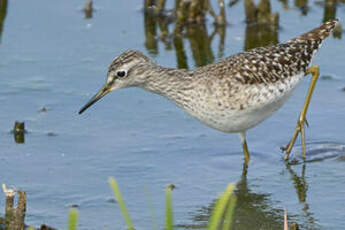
[79,50,152,114]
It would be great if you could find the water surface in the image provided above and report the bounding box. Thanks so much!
[0,1,345,229]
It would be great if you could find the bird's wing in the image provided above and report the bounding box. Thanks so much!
[205,19,339,86]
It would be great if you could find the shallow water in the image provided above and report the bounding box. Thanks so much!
[0,0,345,229]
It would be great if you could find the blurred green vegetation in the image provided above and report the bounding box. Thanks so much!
[108,177,237,230]
[0,0,8,43]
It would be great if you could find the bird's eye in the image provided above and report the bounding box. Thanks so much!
[117,70,127,78]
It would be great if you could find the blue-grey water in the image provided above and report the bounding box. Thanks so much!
[0,0,345,229]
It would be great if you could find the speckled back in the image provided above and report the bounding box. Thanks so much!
[197,19,339,86]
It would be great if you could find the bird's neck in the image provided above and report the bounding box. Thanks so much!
[139,65,193,107]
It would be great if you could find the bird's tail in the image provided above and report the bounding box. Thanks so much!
[289,19,339,43]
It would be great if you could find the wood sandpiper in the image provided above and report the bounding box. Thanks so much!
[79,19,339,165]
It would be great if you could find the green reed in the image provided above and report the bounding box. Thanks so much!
[68,208,78,230]
[61,178,236,230]
[108,177,236,230]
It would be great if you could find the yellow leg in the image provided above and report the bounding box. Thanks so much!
[240,132,250,165]
[284,65,320,160]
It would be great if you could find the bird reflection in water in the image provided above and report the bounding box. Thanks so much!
[285,162,320,229]
[175,162,320,229]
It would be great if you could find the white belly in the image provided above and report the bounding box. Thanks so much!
[183,73,304,133]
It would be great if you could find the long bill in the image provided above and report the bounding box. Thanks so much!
[79,85,111,114]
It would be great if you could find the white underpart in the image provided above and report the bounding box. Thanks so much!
[184,72,305,133]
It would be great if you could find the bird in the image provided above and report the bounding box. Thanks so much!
[79,19,339,165]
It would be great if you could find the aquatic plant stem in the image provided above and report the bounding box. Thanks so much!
[208,184,235,230]
[68,208,78,230]
[109,177,135,230]
[165,186,174,230]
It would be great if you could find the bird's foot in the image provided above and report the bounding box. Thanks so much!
[283,65,319,161]
[283,116,309,161]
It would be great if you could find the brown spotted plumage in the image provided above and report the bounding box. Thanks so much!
[79,19,339,163]
[197,19,338,85]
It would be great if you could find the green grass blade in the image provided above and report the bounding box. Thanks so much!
[208,184,235,230]
[68,208,78,230]
[143,186,159,230]
[108,177,134,230]
[165,185,174,230]
[222,194,237,230]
